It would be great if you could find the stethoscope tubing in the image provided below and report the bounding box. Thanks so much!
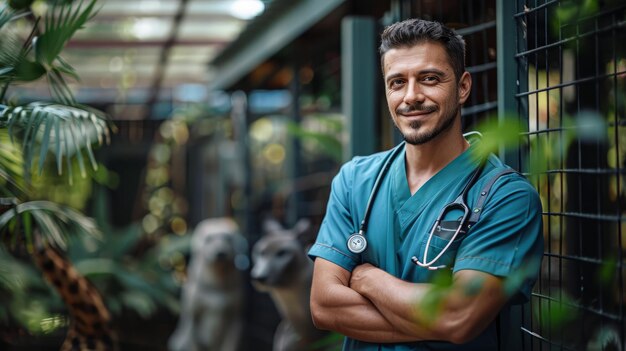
[357,142,406,235]
[412,157,487,269]
[349,136,488,270]
[346,143,405,254]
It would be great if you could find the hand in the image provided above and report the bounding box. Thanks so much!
[350,263,382,295]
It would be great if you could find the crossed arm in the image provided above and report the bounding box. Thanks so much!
[309,258,509,344]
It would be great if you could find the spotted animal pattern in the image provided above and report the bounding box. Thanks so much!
[34,241,117,351]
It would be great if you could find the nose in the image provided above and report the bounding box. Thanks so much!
[403,80,425,105]
[250,264,268,283]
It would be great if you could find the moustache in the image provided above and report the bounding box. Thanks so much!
[396,105,438,115]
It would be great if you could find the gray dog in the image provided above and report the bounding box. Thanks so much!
[251,218,329,351]
[169,217,248,351]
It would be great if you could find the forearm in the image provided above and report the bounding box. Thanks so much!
[311,279,417,343]
[351,268,445,339]
[351,265,507,344]
[311,258,418,343]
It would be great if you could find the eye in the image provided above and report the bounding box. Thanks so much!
[388,78,405,90]
[422,75,439,83]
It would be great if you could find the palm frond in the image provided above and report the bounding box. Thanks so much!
[0,247,26,292]
[0,200,101,250]
[0,4,11,29]
[286,120,343,162]
[74,252,180,315]
[2,1,100,105]
[47,67,75,105]
[16,0,99,104]
[0,27,23,85]
[54,55,79,81]
[34,0,98,66]
[0,3,19,30]
[14,58,46,82]
[0,32,19,70]
[1,10,44,88]
[0,102,112,180]
[0,130,27,198]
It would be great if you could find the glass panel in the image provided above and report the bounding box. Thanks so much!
[168,46,219,64]
[95,0,180,16]
[186,0,237,16]
[74,18,174,41]
[163,62,210,84]
[178,20,246,40]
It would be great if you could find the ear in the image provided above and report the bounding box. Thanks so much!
[191,220,209,249]
[294,218,316,249]
[293,218,311,235]
[263,217,284,234]
[457,71,472,105]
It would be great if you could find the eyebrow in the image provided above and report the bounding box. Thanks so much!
[419,69,446,76]
[384,73,404,83]
[385,69,447,83]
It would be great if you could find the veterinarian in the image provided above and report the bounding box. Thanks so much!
[308,18,544,350]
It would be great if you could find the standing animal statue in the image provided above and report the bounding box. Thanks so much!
[251,218,329,351]
[168,217,248,351]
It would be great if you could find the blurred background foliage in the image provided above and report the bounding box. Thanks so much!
[0,0,184,346]
[1,0,346,345]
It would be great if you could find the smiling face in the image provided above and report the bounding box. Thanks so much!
[383,41,471,145]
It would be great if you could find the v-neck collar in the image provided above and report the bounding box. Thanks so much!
[392,139,481,229]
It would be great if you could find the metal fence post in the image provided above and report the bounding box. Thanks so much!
[342,16,379,159]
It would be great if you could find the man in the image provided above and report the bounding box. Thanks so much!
[307,18,544,350]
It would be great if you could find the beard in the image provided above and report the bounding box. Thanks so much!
[394,103,459,145]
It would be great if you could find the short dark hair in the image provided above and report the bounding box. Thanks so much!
[379,18,466,80]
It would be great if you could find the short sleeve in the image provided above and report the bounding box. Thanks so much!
[453,174,544,303]
[307,160,361,271]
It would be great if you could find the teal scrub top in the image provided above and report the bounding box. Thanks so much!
[308,138,544,351]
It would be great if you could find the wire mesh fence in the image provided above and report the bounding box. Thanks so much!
[513,1,626,349]
[399,0,625,348]
[402,0,498,128]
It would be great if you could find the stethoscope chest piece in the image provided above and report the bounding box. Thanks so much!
[347,233,367,253]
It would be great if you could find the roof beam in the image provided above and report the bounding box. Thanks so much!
[67,39,227,48]
[144,0,189,118]
[88,14,243,21]
[208,0,346,91]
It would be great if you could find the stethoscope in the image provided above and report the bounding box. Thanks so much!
[346,134,487,270]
